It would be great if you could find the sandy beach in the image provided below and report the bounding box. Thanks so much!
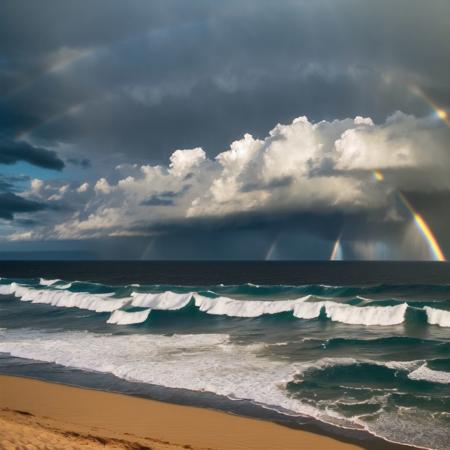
[0,375,361,450]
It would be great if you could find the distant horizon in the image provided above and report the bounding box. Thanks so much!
[1,256,449,263]
[2,259,450,287]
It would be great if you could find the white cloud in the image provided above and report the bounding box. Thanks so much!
[169,147,206,177]
[76,182,89,193]
[94,178,112,194]
[335,112,450,172]
[12,113,450,240]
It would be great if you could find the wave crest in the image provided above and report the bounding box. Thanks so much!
[107,309,151,325]
[9,283,129,313]
[194,294,309,318]
[131,291,193,310]
[294,301,407,325]
[425,306,450,327]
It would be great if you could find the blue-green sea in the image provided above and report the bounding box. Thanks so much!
[1,262,450,449]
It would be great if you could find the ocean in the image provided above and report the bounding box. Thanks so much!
[1,261,450,449]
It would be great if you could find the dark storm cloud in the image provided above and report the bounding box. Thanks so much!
[0,192,47,220]
[67,157,91,169]
[1,0,450,166]
[0,136,64,170]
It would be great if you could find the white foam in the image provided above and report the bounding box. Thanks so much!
[384,360,422,372]
[194,294,310,317]
[0,328,353,428]
[293,301,327,319]
[325,303,408,326]
[0,283,411,326]
[9,283,129,313]
[131,291,193,310]
[54,282,73,289]
[356,295,376,302]
[408,364,450,384]
[39,278,60,286]
[107,309,151,325]
[424,306,450,327]
[0,284,12,295]
[2,327,444,446]
[294,301,407,325]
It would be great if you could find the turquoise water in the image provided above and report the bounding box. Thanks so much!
[1,272,450,449]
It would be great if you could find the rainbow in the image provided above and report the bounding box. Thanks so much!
[4,48,93,100]
[373,169,384,182]
[409,85,450,128]
[16,104,83,141]
[373,170,446,262]
[329,236,342,261]
[397,192,446,262]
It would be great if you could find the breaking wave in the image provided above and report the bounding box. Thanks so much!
[107,308,151,325]
[1,272,450,449]
[425,306,450,327]
[5,283,129,313]
[131,291,193,310]
[39,278,60,286]
[194,294,309,317]
[0,278,448,328]
[0,327,449,448]
[408,364,450,384]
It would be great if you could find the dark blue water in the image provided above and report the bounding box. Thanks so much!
[1,262,450,449]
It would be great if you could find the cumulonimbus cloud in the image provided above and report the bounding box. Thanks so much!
[8,112,450,241]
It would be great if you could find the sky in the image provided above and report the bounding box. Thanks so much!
[1,0,450,260]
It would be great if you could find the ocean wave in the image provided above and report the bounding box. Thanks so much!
[408,364,450,384]
[39,278,60,286]
[7,283,130,313]
[0,281,443,328]
[293,301,407,325]
[326,303,408,326]
[0,329,356,429]
[54,282,73,289]
[131,291,193,310]
[3,275,450,298]
[0,284,11,295]
[0,327,448,448]
[107,308,151,325]
[194,294,309,318]
[424,306,450,327]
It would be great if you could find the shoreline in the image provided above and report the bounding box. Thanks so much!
[0,374,362,450]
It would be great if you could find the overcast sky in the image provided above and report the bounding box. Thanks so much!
[1,0,450,260]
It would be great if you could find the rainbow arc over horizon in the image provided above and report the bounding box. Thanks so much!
[373,170,446,262]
